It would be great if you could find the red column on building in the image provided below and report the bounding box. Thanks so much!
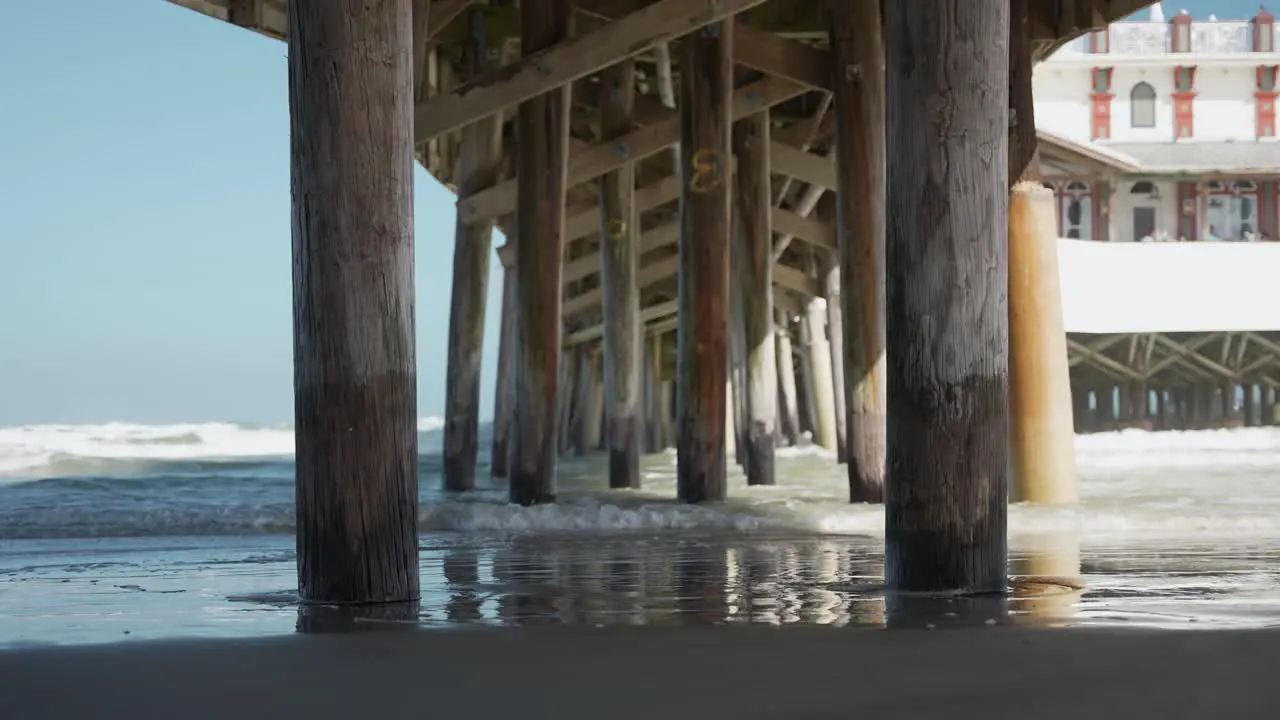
[1090,67,1114,140]
[1257,66,1278,138]
[1251,7,1274,52]
[1171,11,1192,53]
[1172,65,1197,139]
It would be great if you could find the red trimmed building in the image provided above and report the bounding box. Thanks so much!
[1034,3,1280,243]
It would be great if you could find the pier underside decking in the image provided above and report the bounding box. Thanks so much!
[167,0,1166,602]
[167,0,1155,349]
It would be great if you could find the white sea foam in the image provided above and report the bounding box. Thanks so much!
[2,422,1279,541]
[0,417,446,477]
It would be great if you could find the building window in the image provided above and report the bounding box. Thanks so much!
[1092,68,1112,93]
[1130,82,1157,128]
[1261,66,1278,92]
[1060,182,1093,240]
[1206,182,1259,241]
[1174,66,1196,92]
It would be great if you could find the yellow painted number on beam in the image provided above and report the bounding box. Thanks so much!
[689,149,722,194]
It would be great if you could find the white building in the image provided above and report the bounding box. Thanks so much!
[1033,2,1280,243]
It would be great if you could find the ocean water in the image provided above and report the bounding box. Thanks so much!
[2,419,1280,646]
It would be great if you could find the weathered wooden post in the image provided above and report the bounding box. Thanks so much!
[775,308,801,446]
[732,110,778,485]
[828,1,887,502]
[443,9,504,492]
[884,0,1010,593]
[510,0,572,505]
[598,60,643,488]
[288,0,419,604]
[491,261,516,478]
[676,21,733,503]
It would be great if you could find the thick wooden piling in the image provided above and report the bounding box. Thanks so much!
[731,110,778,486]
[598,60,643,488]
[883,0,1011,593]
[1008,182,1078,504]
[775,308,801,446]
[509,0,572,505]
[287,0,419,604]
[490,263,516,478]
[675,21,732,503]
[828,0,887,502]
[443,10,504,492]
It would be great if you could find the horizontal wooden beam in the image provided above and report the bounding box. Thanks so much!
[769,141,835,190]
[566,299,678,346]
[495,172,683,268]
[412,0,772,142]
[561,236,824,318]
[732,23,831,91]
[460,76,806,225]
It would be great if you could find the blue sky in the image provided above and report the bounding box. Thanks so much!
[0,1,503,425]
[0,0,1261,426]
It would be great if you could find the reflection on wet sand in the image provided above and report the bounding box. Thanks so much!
[420,531,1090,631]
[1010,531,1086,625]
[392,534,1086,631]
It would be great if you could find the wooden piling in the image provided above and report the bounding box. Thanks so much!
[509,0,572,505]
[731,110,778,486]
[775,308,801,446]
[883,0,1011,593]
[827,0,887,502]
[1008,182,1078,504]
[443,9,504,492]
[675,21,733,503]
[804,297,839,451]
[822,260,848,464]
[287,0,419,604]
[597,60,643,488]
[490,262,516,478]
[585,353,605,452]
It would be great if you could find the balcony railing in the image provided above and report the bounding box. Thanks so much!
[1050,21,1274,58]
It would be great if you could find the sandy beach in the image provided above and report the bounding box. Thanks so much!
[3,625,1278,719]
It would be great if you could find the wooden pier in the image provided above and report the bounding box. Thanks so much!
[167,0,1157,603]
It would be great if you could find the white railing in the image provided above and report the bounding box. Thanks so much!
[1050,21,1272,59]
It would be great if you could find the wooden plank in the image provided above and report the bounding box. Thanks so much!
[288,0,419,605]
[769,141,836,190]
[509,0,573,507]
[733,23,832,91]
[676,22,733,504]
[496,173,682,268]
[566,300,679,346]
[412,0,772,142]
[563,254,677,317]
[460,76,806,226]
[772,208,835,249]
[884,0,1010,594]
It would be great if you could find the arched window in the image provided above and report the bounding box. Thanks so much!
[1131,82,1157,128]
[1130,180,1157,195]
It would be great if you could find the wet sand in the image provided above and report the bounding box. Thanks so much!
[3,625,1277,719]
